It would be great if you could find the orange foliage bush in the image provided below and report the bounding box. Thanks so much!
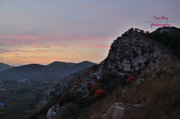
[58,90,70,104]
[60,93,65,100]
[94,89,105,97]
[54,116,59,119]
[126,75,136,84]
[58,93,66,104]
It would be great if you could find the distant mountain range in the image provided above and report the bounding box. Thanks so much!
[0,61,95,81]
[0,63,13,72]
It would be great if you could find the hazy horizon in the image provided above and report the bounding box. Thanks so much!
[0,0,180,66]
[1,60,97,67]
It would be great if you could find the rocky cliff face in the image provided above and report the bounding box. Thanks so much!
[95,28,171,82]
[30,27,179,119]
[59,28,171,99]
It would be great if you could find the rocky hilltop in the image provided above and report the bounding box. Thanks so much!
[29,27,180,119]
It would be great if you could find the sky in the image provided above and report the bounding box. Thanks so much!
[0,0,180,66]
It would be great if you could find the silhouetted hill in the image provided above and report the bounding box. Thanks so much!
[0,63,13,72]
[0,61,95,81]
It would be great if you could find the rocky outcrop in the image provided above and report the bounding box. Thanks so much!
[63,28,171,98]
[103,103,127,119]
[103,103,146,119]
[30,27,179,119]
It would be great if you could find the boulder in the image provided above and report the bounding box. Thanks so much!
[103,103,127,119]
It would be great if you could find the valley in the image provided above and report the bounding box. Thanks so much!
[0,61,95,119]
[0,76,59,119]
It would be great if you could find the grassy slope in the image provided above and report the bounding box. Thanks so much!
[82,62,180,119]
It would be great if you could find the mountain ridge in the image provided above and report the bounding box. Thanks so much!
[29,26,180,119]
[0,63,14,72]
[0,61,95,81]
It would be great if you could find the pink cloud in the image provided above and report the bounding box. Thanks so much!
[0,35,45,45]
[94,44,110,49]
[0,35,41,40]
[0,34,112,49]
[0,39,36,45]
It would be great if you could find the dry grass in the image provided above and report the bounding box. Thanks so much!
[84,62,180,119]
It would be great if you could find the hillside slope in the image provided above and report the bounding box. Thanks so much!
[86,61,180,119]
[0,61,95,119]
[29,27,180,119]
